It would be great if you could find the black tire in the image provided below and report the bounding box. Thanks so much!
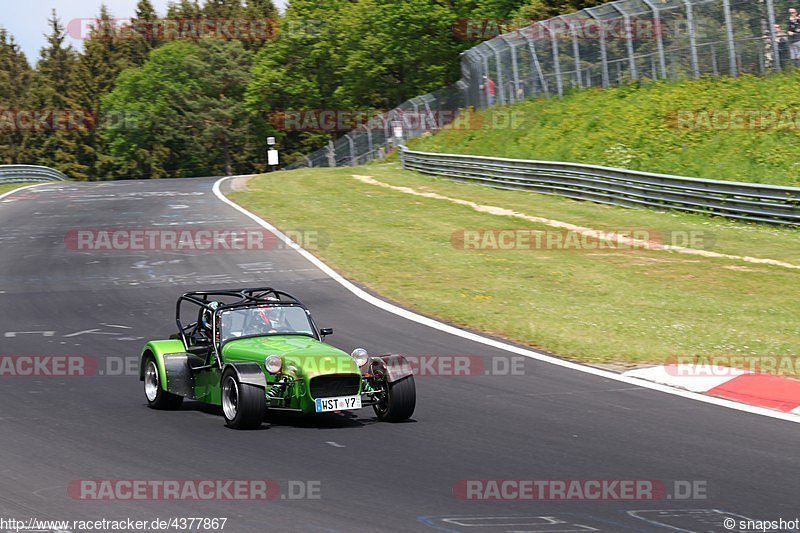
[221,369,266,430]
[143,356,183,410]
[374,375,416,422]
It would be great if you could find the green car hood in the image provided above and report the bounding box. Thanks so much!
[221,335,358,377]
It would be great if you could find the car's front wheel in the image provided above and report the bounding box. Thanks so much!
[143,357,183,410]
[374,375,416,422]
[221,369,266,430]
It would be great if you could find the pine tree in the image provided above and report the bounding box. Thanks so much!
[0,29,33,164]
[202,0,244,19]
[128,0,160,65]
[166,0,202,19]
[72,5,134,179]
[23,11,89,179]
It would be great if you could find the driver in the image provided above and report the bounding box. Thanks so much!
[194,301,220,342]
[255,306,287,334]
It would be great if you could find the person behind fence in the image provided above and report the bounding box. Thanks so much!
[787,8,800,66]
[479,75,496,106]
[770,24,789,69]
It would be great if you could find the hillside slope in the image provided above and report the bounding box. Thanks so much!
[410,72,800,187]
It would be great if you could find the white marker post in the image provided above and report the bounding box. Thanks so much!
[267,137,280,172]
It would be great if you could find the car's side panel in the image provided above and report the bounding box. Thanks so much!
[162,354,195,399]
[194,367,222,405]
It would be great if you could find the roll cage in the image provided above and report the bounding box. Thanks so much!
[175,287,322,369]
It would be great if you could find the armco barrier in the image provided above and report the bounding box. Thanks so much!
[0,165,67,183]
[400,147,800,226]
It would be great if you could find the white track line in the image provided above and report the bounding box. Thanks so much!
[0,182,51,202]
[213,176,800,424]
[353,174,800,271]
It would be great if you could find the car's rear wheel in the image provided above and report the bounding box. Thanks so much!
[143,357,183,410]
[221,369,265,430]
[374,375,416,422]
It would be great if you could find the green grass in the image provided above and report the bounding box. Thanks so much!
[230,164,800,370]
[0,183,35,195]
[409,71,800,187]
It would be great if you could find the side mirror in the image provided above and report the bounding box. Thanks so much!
[320,327,334,337]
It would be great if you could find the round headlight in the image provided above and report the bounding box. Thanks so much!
[265,355,282,374]
[351,348,369,368]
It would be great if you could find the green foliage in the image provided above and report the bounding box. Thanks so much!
[102,40,268,178]
[410,71,800,187]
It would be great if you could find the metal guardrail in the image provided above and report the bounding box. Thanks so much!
[400,148,800,226]
[0,165,67,183]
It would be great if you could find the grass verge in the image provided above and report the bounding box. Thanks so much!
[230,164,799,370]
[0,183,36,195]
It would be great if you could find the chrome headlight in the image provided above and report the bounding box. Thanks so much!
[265,355,282,374]
[351,348,369,368]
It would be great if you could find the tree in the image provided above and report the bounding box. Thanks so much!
[0,29,32,164]
[202,0,244,19]
[22,11,88,179]
[71,5,136,179]
[166,0,202,19]
[332,0,468,109]
[102,40,267,178]
[128,0,160,65]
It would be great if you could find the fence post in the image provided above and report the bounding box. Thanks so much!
[681,1,700,77]
[481,49,491,107]
[524,29,550,96]
[542,22,564,96]
[346,134,356,166]
[506,35,521,102]
[326,140,336,167]
[642,0,667,79]
[566,17,582,88]
[613,5,638,80]
[586,9,610,88]
[486,40,506,105]
[304,156,312,168]
[766,0,781,71]
[366,127,374,158]
[722,0,738,77]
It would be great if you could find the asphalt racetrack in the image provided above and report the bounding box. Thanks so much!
[0,178,797,532]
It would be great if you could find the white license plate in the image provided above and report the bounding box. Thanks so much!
[314,395,362,413]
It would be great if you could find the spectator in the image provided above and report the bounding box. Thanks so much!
[787,8,800,66]
[765,24,787,69]
[479,75,496,106]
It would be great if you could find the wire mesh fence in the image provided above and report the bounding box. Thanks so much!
[288,0,798,170]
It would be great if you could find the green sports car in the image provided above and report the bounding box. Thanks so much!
[139,288,416,429]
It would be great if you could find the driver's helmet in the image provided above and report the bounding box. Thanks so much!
[256,305,285,329]
[201,301,220,331]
